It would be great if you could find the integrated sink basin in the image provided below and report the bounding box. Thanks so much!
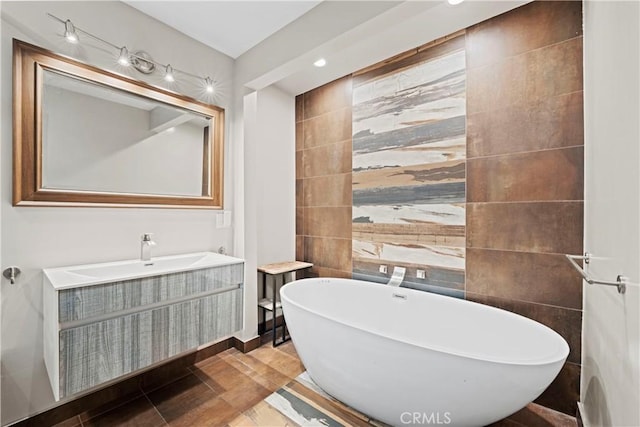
[44,251,243,289]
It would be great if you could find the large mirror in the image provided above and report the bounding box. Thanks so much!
[13,39,224,208]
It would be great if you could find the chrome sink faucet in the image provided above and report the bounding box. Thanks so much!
[141,233,156,262]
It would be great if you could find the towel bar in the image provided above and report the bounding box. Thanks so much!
[565,253,627,294]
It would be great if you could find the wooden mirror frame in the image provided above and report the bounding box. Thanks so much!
[13,39,225,208]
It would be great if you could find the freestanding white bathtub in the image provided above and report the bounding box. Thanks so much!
[280,278,569,427]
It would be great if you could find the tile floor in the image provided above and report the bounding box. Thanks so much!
[55,341,577,427]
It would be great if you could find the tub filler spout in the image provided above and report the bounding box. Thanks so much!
[387,266,406,287]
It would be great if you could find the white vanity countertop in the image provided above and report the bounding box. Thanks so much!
[43,252,244,290]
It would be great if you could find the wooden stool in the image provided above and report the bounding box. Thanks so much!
[257,261,313,346]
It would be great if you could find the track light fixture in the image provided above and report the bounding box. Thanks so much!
[48,13,217,96]
[63,19,78,44]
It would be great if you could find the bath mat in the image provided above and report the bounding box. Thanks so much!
[229,372,389,427]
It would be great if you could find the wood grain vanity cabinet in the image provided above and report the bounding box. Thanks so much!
[43,255,244,400]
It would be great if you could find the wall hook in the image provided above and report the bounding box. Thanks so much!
[3,267,22,285]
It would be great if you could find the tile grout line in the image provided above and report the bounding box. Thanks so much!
[466,199,584,204]
[299,137,353,153]
[299,236,353,241]
[299,104,351,122]
[466,88,584,118]
[302,205,352,209]
[465,291,583,313]
[300,171,352,180]
[465,246,584,257]
[80,389,145,425]
[141,390,169,426]
[226,350,273,382]
[467,143,585,161]
[466,34,584,72]
[188,368,220,395]
[466,200,584,205]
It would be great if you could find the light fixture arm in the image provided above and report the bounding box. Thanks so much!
[46,13,217,94]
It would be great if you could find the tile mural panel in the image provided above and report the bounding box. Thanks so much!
[351,35,466,295]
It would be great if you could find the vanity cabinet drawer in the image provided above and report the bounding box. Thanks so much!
[60,312,152,397]
[58,264,243,323]
[58,288,242,398]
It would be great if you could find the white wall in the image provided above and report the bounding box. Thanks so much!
[255,86,295,266]
[0,1,234,424]
[582,1,640,426]
[0,12,4,426]
[240,91,258,340]
[238,86,295,340]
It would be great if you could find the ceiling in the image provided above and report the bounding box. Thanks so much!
[121,0,529,96]
[123,1,322,59]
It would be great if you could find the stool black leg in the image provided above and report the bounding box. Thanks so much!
[272,273,278,347]
[259,272,266,335]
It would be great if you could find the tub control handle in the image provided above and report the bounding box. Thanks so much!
[565,253,627,294]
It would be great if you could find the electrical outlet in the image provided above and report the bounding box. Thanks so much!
[416,269,426,279]
[379,265,388,274]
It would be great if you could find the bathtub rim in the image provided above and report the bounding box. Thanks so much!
[281,277,570,367]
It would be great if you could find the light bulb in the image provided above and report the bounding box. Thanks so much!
[313,58,327,67]
[164,64,175,82]
[447,0,465,5]
[205,77,215,94]
[118,47,130,66]
[64,20,78,44]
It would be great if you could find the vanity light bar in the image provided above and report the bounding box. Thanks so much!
[47,13,217,95]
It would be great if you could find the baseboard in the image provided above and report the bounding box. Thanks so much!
[233,315,287,353]
[233,335,261,353]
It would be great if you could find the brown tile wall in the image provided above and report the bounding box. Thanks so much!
[465,0,583,416]
[296,76,353,278]
[296,0,583,417]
